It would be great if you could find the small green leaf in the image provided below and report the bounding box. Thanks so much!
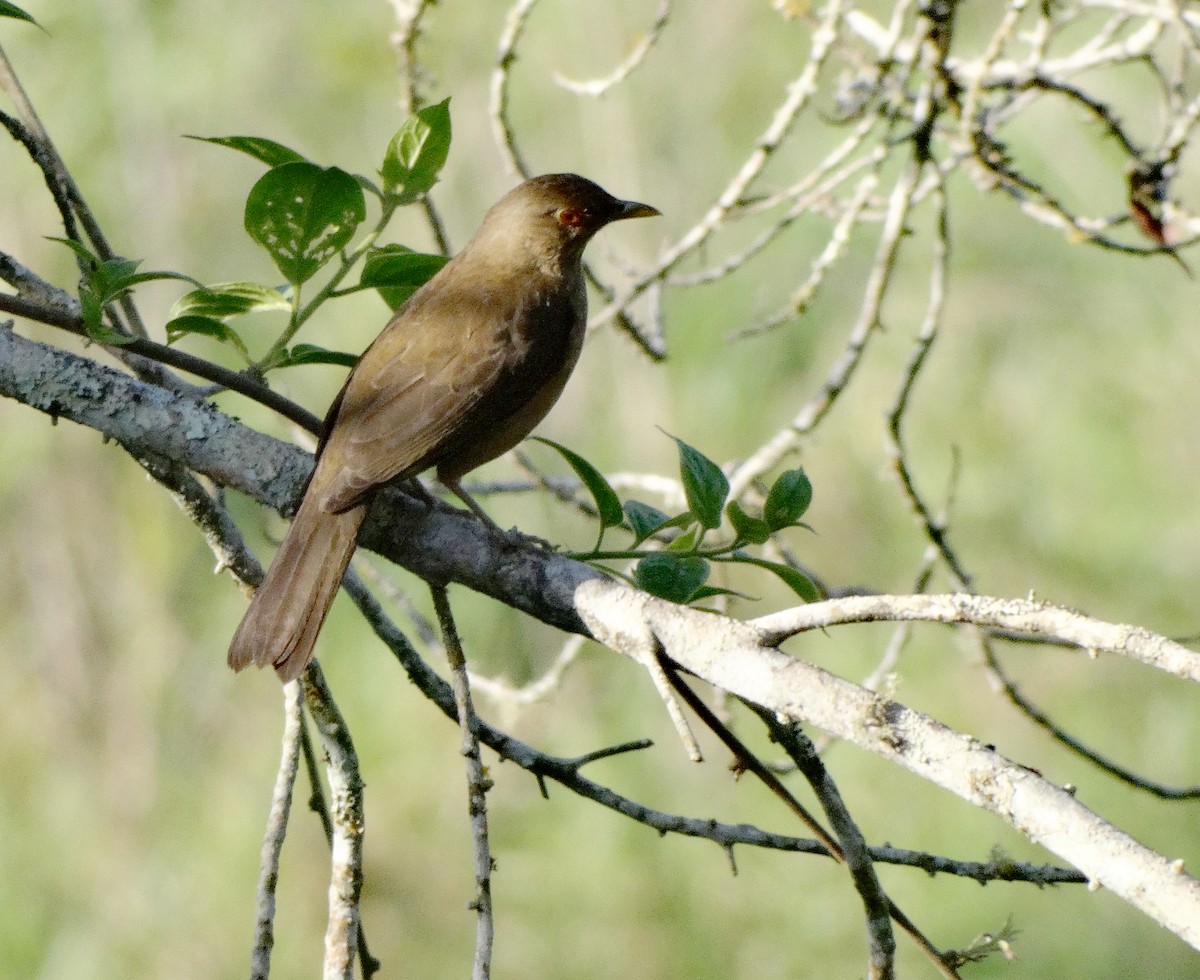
[187,135,308,168]
[244,162,366,286]
[77,287,134,344]
[669,434,729,530]
[380,98,452,203]
[727,553,822,603]
[278,343,359,369]
[93,257,142,285]
[623,500,672,545]
[91,262,202,301]
[165,315,251,359]
[360,244,448,309]
[726,500,771,545]
[0,2,41,27]
[764,468,813,530]
[634,553,709,604]
[666,525,701,551]
[165,314,231,341]
[52,239,202,338]
[531,437,623,529]
[48,236,100,267]
[691,585,755,602]
[169,282,292,321]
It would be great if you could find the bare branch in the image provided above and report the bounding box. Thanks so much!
[249,682,304,980]
[430,584,495,980]
[301,665,366,980]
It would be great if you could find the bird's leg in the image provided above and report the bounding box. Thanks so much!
[404,477,441,510]
[439,475,511,537]
[440,475,556,550]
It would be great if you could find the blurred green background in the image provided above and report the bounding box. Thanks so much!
[1,1,1199,977]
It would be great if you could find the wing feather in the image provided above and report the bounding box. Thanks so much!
[312,279,515,512]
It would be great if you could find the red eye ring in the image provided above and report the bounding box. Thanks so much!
[557,207,587,228]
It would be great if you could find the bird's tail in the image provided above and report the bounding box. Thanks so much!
[228,492,367,682]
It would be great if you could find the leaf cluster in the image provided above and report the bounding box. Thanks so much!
[60,99,454,376]
[535,436,819,606]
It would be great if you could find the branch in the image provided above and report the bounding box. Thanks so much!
[341,568,1082,887]
[4,324,1198,946]
[249,682,304,980]
[751,593,1200,682]
[430,584,495,980]
[0,292,323,433]
[302,665,366,980]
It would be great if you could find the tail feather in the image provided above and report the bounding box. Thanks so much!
[229,492,367,682]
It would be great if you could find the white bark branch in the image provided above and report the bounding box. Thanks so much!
[4,322,1199,949]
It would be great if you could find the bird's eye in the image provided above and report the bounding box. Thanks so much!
[556,207,587,228]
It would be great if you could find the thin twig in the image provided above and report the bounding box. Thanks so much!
[430,583,495,980]
[0,291,323,435]
[660,661,957,980]
[0,43,148,338]
[553,0,670,96]
[249,682,304,980]
[982,643,1200,800]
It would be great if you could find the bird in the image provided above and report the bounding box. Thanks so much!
[228,173,659,682]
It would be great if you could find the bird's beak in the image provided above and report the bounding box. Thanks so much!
[615,199,660,221]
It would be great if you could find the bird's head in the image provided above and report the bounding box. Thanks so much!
[470,173,659,274]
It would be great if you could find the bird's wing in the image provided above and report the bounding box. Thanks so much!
[311,287,513,513]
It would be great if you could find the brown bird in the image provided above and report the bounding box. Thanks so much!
[228,173,659,681]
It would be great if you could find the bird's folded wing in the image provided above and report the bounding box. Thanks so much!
[313,310,510,512]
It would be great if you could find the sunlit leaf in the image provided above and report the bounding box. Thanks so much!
[244,162,366,285]
[169,282,291,321]
[185,135,308,168]
[380,98,452,203]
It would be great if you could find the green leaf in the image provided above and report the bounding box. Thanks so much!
[165,315,251,359]
[244,162,366,286]
[670,434,729,530]
[48,236,100,267]
[691,585,755,602]
[360,244,448,309]
[50,239,202,339]
[380,98,452,203]
[169,282,291,321]
[92,263,202,300]
[666,525,701,551]
[0,2,40,27]
[725,500,772,545]
[77,287,134,344]
[634,553,709,604]
[764,468,813,530]
[531,437,624,529]
[727,553,822,603]
[186,135,308,168]
[623,500,672,545]
[277,343,359,369]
